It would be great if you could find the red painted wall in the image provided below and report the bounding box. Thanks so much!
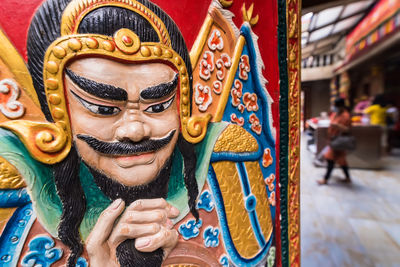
[0,0,278,105]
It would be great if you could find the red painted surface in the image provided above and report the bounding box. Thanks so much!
[0,0,43,60]
[0,0,278,105]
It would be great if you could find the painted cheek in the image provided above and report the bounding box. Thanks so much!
[153,137,177,172]
[75,114,117,140]
[68,100,118,141]
[74,139,100,168]
[146,115,179,137]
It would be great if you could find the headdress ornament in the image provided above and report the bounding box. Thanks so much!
[4,0,211,164]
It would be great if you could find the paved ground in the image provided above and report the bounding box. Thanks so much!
[300,135,400,267]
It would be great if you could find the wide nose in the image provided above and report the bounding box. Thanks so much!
[115,114,149,142]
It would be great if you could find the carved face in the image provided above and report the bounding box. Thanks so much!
[65,58,180,186]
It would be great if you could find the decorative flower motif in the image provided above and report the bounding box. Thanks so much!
[239,55,250,80]
[249,113,262,135]
[230,113,244,126]
[207,29,224,51]
[216,53,232,81]
[263,148,273,167]
[265,173,275,192]
[21,235,62,267]
[216,63,226,81]
[194,83,213,112]
[243,92,259,112]
[230,79,243,107]
[213,81,223,95]
[0,79,25,119]
[269,191,276,206]
[220,53,232,67]
[238,104,245,113]
[199,51,215,81]
[196,190,215,212]
[76,258,89,267]
[178,219,203,240]
[203,226,220,248]
[220,255,229,267]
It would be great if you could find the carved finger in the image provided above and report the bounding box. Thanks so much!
[86,199,125,251]
[167,204,180,218]
[128,198,168,211]
[121,209,169,224]
[135,228,179,253]
[108,223,161,247]
[128,198,179,218]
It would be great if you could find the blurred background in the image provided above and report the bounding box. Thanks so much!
[300,0,400,266]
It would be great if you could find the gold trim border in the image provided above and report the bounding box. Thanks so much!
[0,28,40,107]
[189,14,214,70]
[61,0,171,46]
[287,0,301,266]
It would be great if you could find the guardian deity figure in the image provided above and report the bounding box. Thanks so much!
[0,0,278,266]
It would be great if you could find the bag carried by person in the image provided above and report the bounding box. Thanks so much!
[330,134,356,151]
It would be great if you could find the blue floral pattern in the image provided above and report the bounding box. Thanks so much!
[219,255,229,267]
[21,235,62,267]
[178,219,202,240]
[203,226,220,248]
[196,190,215,212]
[76,257,88,267]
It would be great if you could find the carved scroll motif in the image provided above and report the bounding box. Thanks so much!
[0,79,25,119]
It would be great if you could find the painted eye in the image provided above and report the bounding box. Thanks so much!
[71,91,121,116]
[86,104,121,116]
[144,97,174,113]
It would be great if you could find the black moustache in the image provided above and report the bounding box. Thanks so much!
[77,130,176,156]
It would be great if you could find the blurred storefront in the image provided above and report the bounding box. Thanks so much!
[301,0,376,124]
[301,0,400,168]
[339,0,400,106]
[301,1,400,266]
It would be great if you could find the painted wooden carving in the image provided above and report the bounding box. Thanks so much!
[0,0,300,266]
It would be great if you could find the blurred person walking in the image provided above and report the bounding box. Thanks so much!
[318,98,352,185]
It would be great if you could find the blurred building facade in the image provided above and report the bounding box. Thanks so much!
[301,2,400,266]
[302,0,400,161]
[302,0,400,117]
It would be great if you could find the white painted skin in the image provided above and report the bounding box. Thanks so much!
[65,58,180,263]
[66,58,180,186]
[85,198,179,266]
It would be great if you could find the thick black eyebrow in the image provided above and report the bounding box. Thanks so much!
[65,69,127,101]
[140,73,178,100]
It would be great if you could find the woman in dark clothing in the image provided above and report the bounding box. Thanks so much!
[318,98,352,185]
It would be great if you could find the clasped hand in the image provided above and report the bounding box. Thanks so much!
[85,198,180,266]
